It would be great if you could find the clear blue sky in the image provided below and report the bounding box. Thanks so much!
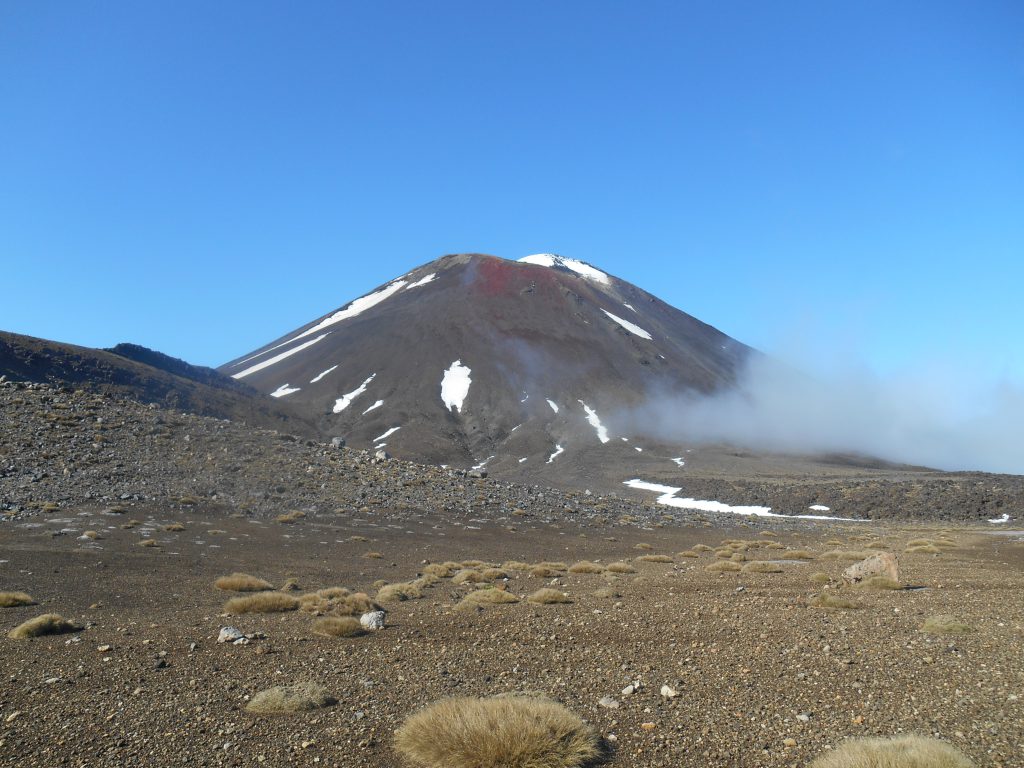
[2,2,1022,379]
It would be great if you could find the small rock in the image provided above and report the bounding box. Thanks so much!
[660,685,678,699]
[622,684,636,696]
[217,626,245,644]
[467,469,488,479]
[360,611,386,631]
[330,437,346,449]
[96,644,112,653]
[374,450,390,461]
[784,737,797,747]
[796,713,811,722]
[842,552,900,585]
[598,696,620,709]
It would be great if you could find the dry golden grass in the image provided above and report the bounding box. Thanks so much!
[529,565,561,578]
[138,538,158,548]
[741,561,784,574]
[224,593,299,614]
[0,591,36,607]
[413,574,441,589]
[820,550,872,561]
[163,523,186,532]
[481,568,510,581]
[377,582,422,603]
[395,695,599,768]
[362,551,384,559]
[502,560,532,572]
[675,551,699,559]
[593,587,619,599]
[905,544,942,554]
[780,549,816,560]
[864,540,889,549]
[634,542,653,550]
[214,573,273,592]
[809,572,832,585]
[567,561,606,574]
[8,613,82,639]
[606,561,636,573]
[82,530,99,539]
[527,588,571,604]
[246,682,336,715]
[809,734,974,767]
[857,576,903,590]
[811,593,860,610]
[453,569,485,584]
[920,615,974,635]
[349,535,369,542]
[457,588,520,610]
[280,578,301,591]
[636,554,673,563]
[120,519,139,529]
[460,559,486,568]
[759,530,778,537]
[691,544,713,552]
[312,616,364,637]
[713,548,733,559]
[275,510,306,524]
[763,541,785,550]
[535,561,568,570]
[705,561,742,573]
[423,562,455,578]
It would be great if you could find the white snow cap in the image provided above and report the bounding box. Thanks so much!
[441,360,472,413]
[518,254,610,285]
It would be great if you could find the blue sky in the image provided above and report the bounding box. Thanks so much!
[2,2,1022,381]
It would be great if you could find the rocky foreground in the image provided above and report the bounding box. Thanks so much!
[1,380,1023,767]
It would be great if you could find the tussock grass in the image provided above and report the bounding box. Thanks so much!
[759,531,778,537]
[676,550,699,558]
[865,540,889,549]
[593,587,619,599]
[453,569,485,584]
[280,578,301,591]
[529,565,561,578]
[636,554,673,563]
[362,551,384,559]
[920,615,974,635]
[535,561,568,570]
[691,544,713,552]
[568,561,606,574]
[857,576,903,590]
[224,593,299,614]
[705,561,742,573]
[820,550,873,561]
[606,561,636,573]
[163,523,186,532]
[312,616,364,637]
[460,559,486,568]
[714,548,734,559]
[779,549,816,560]
[457,588,520,610]
[423,562,456,578]
[138,538,158,548]
[811,593,860,610]
[809,572,832,585]
[809,734,974,768]
[482,568,510,581]
[8,613,82,639]
[527,588,571,604]
[120,519,139,529]
[741,561,784,574]
[763,541,785,550]
[413,574,441,589]
[0,591,36,607]
[214,573,273,592]
[905,544,942,554]
[246,682,336,715]
[502,560,532,572]
[83,530,99,539]
[634,543,653,550]
[275,510,306,524]
[394,695,599,768]
[303,591,378,616]
[377,582,422,603]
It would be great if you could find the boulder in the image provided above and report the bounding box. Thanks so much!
[359,611,386,631]
[330,436,346,449]
[842,552,900,585]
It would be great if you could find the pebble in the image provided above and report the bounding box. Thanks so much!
[599,696,620,709]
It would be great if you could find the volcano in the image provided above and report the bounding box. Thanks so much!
[218,253,753,485]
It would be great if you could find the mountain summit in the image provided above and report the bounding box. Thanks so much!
[219,253,751,480]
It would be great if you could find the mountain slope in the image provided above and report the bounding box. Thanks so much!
[219,253,752,476]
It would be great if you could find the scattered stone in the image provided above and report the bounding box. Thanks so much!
[660,685,678,699]
[360,611,386,631]
[218,626,245,644]
[330,437,346,449]
[842,552,900,585]
[598,696,620,709]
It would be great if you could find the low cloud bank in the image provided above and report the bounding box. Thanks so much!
[625,355,1024,476]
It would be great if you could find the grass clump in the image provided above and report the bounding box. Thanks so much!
[246,682,336,715]
[857,576,903,590]
[214,573,273,592]
[312,616,364,637]
[705,561,742,573]
[527,588,571,605]
[423,562,456,578]
[0,591,36,608]
[9,613,82,639]
[905,543,942,554]
[741,561,784,574]
[920,615,974,635]
[502,560,532,572]
[457,588,520,610]
[636,554,673,563]
[395,695,599,768]
[362,551,384,559]
[275,510,306,524]
[224,593,299,614]
[809,572,832,585]
[811,593,860,610]
[163,523,186,532]
[605,561,636,573]
[691,544,713,552]
[809,734,974,767]
[779,549,816,560]
[482,567,510,581]
[529,565,561,578]
[453,569,485,584]
[138,538,158,548]
[377,582,422,603]
[820,550,872,561]
[676,550,699,558]
[567,561,606,574]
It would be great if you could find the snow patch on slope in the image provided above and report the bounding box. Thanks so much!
[578,401,610,443]
[624,480,853,521]
[362,400,383,415]
[547,399,559,413]
[671,457,685,467]
[405,273,437,289]
[601,309,653,340]
[310,365,338,383]
[547,444,565,463]
[441,360,472,413]
[333,374,376,414]
[373,426,401,442]
[519,254,610,285]
[295,280,409,341]
[232,334,330,379]
[270,384,300,398]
